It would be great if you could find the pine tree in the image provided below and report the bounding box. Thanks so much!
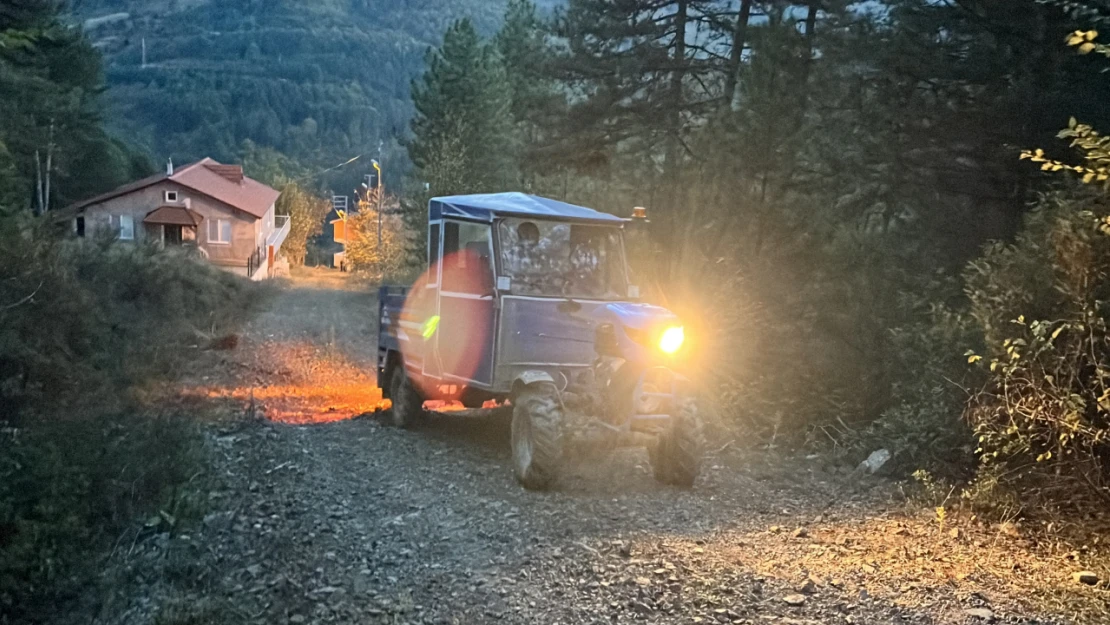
[495,0,558,176]
[403,18,515,260]
[408,18,515,189]
[552,0,729,256]
[0,0,145,211]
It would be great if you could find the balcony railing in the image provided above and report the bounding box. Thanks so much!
[246,245,264,278]
[268,214,291,249]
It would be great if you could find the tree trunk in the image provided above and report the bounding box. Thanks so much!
[43,124,53,214]
[722,0,754,111]
[659,0,689,281]
[34,150,43,216]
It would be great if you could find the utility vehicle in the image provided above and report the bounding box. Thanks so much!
[377,192,702,489]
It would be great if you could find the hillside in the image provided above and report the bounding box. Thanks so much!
[68,0,553,185]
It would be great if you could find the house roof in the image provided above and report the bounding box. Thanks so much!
[430,192,626,225]
[69,158,280,219]
[144,206,202,227]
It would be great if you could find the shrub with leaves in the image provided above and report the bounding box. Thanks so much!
[0,215,264,621]
[344,198,411,280]
[853,299,977,479]
[0,218,260,416]
[276,183,330,268]
[964,192,1110,510]
[1021,30,1110,188]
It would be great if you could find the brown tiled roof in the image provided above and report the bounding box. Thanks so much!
[144,206,202,226]
[204,163,244,183]
[69,158,280,219]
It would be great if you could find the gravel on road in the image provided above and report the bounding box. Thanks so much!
[88,275,1108,625]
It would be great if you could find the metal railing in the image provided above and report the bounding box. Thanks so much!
[246,245,263,278]
[268,214,291,249]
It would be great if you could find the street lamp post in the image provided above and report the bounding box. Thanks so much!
[372,159,383,248]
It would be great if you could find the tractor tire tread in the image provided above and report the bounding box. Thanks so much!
[650,397,704,487]
[388,365,424,429]
[512,388,563,490]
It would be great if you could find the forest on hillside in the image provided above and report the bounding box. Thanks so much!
[67,0,544,192]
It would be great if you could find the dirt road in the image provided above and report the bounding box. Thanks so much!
[103,273,1106,625]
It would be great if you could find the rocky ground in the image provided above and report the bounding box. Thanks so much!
[88,272,1110,625]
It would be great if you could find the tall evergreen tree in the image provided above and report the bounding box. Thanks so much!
[402,18,515,258]
[552,0,730,256]
[0,0,148,211]
[495,0,560,182]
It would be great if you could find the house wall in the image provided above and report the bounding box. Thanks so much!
[261,204,276,244]
[80,181,262,267]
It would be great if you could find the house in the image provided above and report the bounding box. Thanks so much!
[68,158,289,279]
[329,209,347,270]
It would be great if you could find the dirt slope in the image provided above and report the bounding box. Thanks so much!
[95,273,1109,625]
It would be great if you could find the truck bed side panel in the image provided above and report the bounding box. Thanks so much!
[378,285,416,370]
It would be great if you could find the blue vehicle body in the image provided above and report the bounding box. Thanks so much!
[377,192,688,431]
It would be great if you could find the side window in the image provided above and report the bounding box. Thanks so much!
[118,214,135,240]
[428,222,441,284]
[207,219,232,244]
[442,221,492,295]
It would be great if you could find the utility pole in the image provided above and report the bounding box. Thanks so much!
[142,37,147,68]
[372,158,383,248]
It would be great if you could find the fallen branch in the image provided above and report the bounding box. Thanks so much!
[1,280,43,311]
[265,461,292,475]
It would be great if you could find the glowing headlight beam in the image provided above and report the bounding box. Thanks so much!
[659,326,685,354]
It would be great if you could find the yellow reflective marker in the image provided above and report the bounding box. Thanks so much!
[423,315,440,340]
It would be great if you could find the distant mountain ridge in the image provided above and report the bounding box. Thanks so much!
[68,0,561,182]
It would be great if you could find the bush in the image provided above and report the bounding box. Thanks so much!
[345,202,412,280]
[853,299,978,479]
[0,217,258,417]
[964,191,1110,512]
[0,215,264,622]
[0,413,202,621]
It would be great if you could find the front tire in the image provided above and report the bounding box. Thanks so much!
[387,363,424,428]
[648,397,704,487]
[511,387,564,490]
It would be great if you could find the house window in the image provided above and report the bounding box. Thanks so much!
[165,191,179,202]
[207,218,232,244]
[117,214,135,240]
[428,222,441,275]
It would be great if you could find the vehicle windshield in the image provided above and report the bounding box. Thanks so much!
[497,218,628,299]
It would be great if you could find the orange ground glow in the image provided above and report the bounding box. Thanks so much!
[186,340,390,424]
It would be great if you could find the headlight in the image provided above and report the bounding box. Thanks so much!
[658,326,684,354]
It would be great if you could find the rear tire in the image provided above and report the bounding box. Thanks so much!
[387,363,424,428]
[511,386,563,490]
[648,397,704,487]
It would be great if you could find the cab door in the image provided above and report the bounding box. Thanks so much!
[416,220,443,379]
[436,220,496,387]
